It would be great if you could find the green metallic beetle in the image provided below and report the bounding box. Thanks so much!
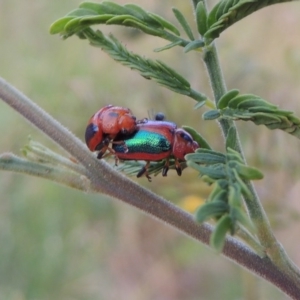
[113,119,199,180]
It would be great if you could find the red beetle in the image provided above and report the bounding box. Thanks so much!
[113,120,199,181]
[85,105,137,158]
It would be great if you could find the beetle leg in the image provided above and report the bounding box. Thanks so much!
[162,159,170,177]
[96,137,111,159]
[137,161,152,182]
[136,118,148,124]
[114,155,119,166]
[175,159,182,176]
[100,147,117,161]
[96,137,110,151]
[97,150,106,159]
[112,140,128,153]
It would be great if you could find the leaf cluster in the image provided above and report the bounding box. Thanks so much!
[196,0,291,44]
[50,4,208,104]
[186,147,263,251]
[50,1,178,36]
[50,1,187,46]
[203,90,300,138]
[50,1,210,54]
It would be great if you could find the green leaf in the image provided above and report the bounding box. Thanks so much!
[204,0,286,43]
[79,1,181,36]
[201,175,216,184]
[64,17,88,33]
[221,109,252,120]
[172,8,195,40]
[247,106,279,114]
[196,2,208,36]
[211,188,228,203]
[288,114,300,125]
[79,14,115,26]
[237,98,277,110]
[228,184,241,207]
[202,110,221,120]
[79,2,108,14]
[230,206,255,234]
[86,1,128,15]
[236,163,264,180]
[225,126,237,150]
[210,214,232,252]
[207,183,227,202]
[190,163,227,179]
[193,100,206,110]
[154,41,183,52]
[50,17,74,34]
[232,169,252,199]
[158,60,191,86]
[106,15,142,25]
[67,8,99,17]
[123,19,161,36]
[203,24,224,40]
[148,12,181,35]
[196,201,229,222]
[251,112,282,125]
[195,148,225,157]
[124,4,162,28]
[186,152,226,164]
[207,2,219,27]
[183,39,205,53]
[217,89,240,109]
[217,179,229,190]
[182,126,212,150]
[226,148,244,164]
[228,94,260,109]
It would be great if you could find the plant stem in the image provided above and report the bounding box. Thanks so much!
[203,39,274,240]
[0,153,90,191]
[197,0,300,287]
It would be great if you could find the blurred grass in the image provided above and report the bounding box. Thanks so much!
[1,0,300,299]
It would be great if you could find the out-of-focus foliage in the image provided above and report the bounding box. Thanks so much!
[0,0,300,299]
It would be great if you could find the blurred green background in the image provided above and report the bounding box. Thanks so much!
[1,0,300,299]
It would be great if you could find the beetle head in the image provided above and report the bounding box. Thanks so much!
[172,129,199,160]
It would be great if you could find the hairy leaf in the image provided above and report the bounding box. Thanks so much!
[195,2,208,36]
[69,28,206,102]
[235,163,264,180]
[154,41,183,52]
[186,152,226,164]
[217,89,240,109]
[196,201,229,222]
[203,0,291,43]
[202,109,221,120]
[51,1,186,47]
[172,8,195,40]
[183,40,205,53]
[210,214,232,252]
[226,126,237,150]
[211,91,300,139]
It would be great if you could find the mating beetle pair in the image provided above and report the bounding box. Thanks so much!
[85,105,199,180]
[85,105,137,158]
